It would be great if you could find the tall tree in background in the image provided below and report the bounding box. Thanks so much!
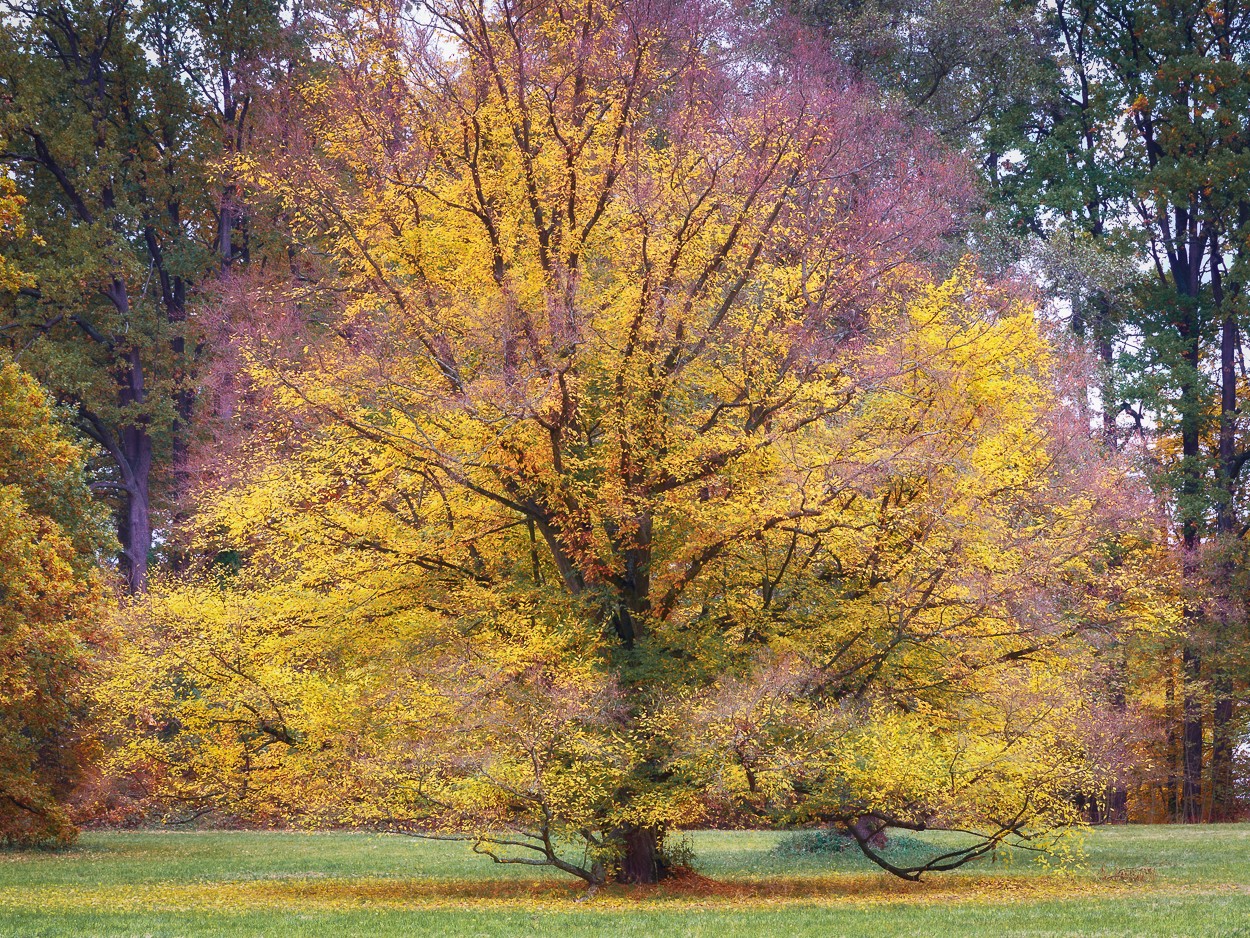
[783,0,1048,151]
[0,0,307,591]
[777,0,1250,824]
[991,0,1250,824]
[144,0,314,269]
[0,0,207,591]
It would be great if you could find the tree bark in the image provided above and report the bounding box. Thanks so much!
[1180,647,1204,823]
[119,425,153,594]
[617,827,663,884]
[99,281,155,595]
[1166,653,1179,820]
[1178,324,1204,823]
[1210,673,1236,821]
[1109,651,1129,821]
[219,195,234,269]
[1208,303,1238,822]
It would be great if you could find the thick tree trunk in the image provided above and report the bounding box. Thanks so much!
[119,426,153,594]
[119,487,151,593]
[105,283,154,595]
[617,827,663,884]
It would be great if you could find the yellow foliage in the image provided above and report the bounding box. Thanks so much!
[0,177,35,293]
[0,357,109,845]
[109,0,1173,884]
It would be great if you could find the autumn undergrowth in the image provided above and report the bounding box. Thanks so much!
[1,825,1248,937]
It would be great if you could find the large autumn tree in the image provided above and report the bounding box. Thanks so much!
[111,0,1165,885]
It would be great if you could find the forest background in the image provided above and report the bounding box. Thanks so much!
[1,0,1248,889]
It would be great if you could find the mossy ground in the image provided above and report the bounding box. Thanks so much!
[3,824,1248,936]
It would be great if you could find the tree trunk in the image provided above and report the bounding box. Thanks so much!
[1089,294,1117,446]
[1166,651,1179,820]
[617,827,663,884]
[1108,787,1128,823]
[1169,242,1204,822]
[1105,649,1129,822]
[1209,303,1238,823]
[1210,673,1236,821]
[1181,647,1204,823]
[219,195,234,268]
[119,425,153,594]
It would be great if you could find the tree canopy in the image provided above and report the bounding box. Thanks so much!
[103,0,1169,884]
[1,0,1242,871]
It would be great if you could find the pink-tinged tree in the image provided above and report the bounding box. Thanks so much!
[111,0,1165,886]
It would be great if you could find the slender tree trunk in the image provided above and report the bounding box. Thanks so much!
[1107,650,1129,821]
[1090,295,1117,445]
[1208,304,1238,821]
[219,196,233,269]
[1177,303,1205,823]
[1210,673,1236,821]
[1166,650,1180,819]
[166,312,194,574]
[220,73,238,270]
[1217,309,1237,531]
[1181,647,1204,823]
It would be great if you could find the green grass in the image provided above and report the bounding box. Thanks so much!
[2,825,1248,936]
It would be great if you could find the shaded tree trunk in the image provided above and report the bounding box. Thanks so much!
[1209,302,1239,822]
[1166,654,1180,819]
[1107,651,1129,821]
[118,425,153,594]
[1181,647,1204,823]
[617,827,663,884]
[92,281,155,595]
[1177,290,1205,823]
[1211,673,1236,821]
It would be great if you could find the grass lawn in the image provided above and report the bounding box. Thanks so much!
[2,825,1248,937]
